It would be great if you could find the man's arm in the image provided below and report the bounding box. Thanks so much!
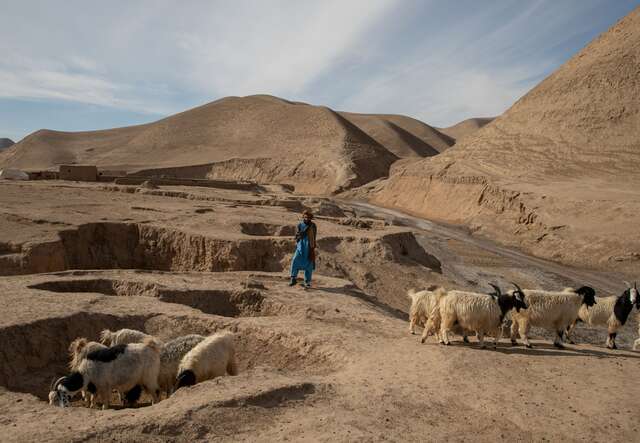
[309,223,317,249]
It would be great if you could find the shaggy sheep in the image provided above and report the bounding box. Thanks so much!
[99,328,152,346]
[175,332,238,390]
[510,286,597,349]
[408,287,470,342]
[567,282,639,349]
[158,334,206,397]
[422,284,527,348]
[51,337,161,409]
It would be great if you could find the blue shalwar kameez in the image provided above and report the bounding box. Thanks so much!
[290,222,315,284]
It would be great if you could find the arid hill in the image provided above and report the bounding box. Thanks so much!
[436,117,494,144]
[364,6,640,273]
[340,112,454,157]
[0,96,495,194]
[0,95,399,194]
[0,138,14,150]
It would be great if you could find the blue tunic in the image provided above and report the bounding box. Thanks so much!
[290,222,315,278]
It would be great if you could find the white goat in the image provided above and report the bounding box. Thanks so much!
[158,334,206,397]
[566,282,639,349]
[175,332,238,390]
[510,286,597,349]
[51,337,161,409]
[408,287,446,334]
[408,287,470,342]
[99,328,152,346]
[633,316,640,351]
[422,284,527,348]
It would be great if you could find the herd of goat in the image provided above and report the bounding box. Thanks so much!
[409,281,640,350]
[48,281,639,410]
[49,329,238,409]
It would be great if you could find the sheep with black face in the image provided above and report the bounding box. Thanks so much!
[175,332,238,390]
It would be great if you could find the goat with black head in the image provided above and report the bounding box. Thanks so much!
[568,281,639,349]
[510,285,596,349]
[50,338,161,409]
[422,284,528,349]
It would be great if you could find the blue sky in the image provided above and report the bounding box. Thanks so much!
[1,0,638,142]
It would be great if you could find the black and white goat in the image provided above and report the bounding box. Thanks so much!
[50,338,161,409]
[422,284,527,348]
[510,285,597,349]
[567,281,639,349]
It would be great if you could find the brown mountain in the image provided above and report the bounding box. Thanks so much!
[339,112,454,157]
[366,7,640,273]
[0,95,400,194]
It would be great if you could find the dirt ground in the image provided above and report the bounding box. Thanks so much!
[1,180,639,442]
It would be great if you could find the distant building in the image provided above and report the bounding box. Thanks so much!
[59,165,98,181]
[27,170,59,180]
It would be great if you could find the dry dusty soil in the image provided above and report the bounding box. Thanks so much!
[1,180,639,442]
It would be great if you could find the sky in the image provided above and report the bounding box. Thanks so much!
[0,0,638,142]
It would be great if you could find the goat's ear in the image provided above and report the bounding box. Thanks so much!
[623,280,631,288]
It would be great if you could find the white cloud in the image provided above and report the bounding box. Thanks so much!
[171,0,397,97]
[0,0,634,137]
[0,0,397,114]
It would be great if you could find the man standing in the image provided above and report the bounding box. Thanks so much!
[289,210,317,288]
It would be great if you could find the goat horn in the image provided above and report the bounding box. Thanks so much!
[512,282,523,293]
[51,376,65,391]
[488,283,501,296]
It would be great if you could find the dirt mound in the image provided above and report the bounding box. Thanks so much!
[340,112,453,156]
[436,117,494,143]
[0,95,399,194]
[366,7,640,272]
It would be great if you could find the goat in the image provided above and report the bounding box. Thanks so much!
[510,285,596,349]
